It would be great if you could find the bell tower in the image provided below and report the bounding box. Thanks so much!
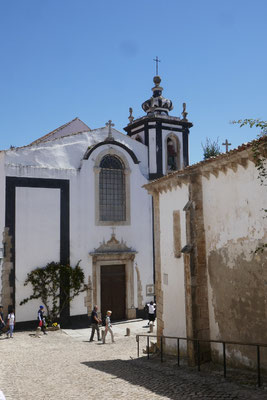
[124,75,193,180]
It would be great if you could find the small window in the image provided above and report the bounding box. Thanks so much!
[167,136,180,171]
[99,155,126,221]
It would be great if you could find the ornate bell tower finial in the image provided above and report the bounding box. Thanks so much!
[124,69,193,180]
[181,103,188,121]
[128,107,134,124]
[142,75,173,116]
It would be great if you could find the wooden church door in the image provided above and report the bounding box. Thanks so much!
[101,265,126,321]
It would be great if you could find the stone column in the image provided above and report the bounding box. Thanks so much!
[152,191,164,338]
[184,174,211,365]
[1,228,14,315]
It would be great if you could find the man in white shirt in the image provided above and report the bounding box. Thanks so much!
[147,301,156,326]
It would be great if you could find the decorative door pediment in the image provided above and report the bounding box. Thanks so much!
[89,232,137,262]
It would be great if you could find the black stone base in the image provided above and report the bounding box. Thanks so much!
[66,314,89,329]
[15,319,38,331]
[136,308,147,320]
[14,314,89,331]
[14,310,147,331]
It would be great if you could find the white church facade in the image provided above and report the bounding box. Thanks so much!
[0,75,192,328]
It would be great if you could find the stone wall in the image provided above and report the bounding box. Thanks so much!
[202,161,267,367]
[1,228,14,315]
[185,174,211,364]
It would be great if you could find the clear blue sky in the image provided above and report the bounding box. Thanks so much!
[1,0,266,164]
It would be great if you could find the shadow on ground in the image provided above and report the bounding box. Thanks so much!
[81,357,266,400]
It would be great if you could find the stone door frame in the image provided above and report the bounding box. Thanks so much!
[91,252,136,320]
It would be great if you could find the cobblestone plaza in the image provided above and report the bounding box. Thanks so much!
[0,321,266,400]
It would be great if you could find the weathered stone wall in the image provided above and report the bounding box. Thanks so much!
[202,161,267,367]
[143,139,267,368]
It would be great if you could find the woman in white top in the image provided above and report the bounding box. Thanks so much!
[103,310,115,344]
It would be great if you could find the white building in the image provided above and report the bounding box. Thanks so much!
[144,136,267,367]
[0,75,192,328]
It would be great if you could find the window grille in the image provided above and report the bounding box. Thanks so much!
[99,155,126,221]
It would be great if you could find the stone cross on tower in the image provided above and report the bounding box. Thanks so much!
[153,56,161,75]
[222,139,232,152]
[106,120,115,140]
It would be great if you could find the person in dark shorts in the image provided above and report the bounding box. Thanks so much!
[147,301,156,326]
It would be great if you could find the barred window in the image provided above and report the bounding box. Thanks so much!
[99,155,126,221]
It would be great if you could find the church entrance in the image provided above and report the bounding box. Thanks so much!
[101,264,126,321]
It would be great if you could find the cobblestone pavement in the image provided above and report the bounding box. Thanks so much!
[0,321,266,400]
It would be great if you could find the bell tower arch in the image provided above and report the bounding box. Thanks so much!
[124,75,193,180]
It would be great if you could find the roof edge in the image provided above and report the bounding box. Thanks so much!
[144,135,267,192]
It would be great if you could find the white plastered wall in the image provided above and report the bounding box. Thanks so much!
[15,187,60,322]
[132,132,145,144]
[159,184,189,351]
[70,143,154,316]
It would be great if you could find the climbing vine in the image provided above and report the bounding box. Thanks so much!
[20,261,88,321]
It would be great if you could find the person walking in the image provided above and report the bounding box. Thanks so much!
[103,310,115,344]
[89,305,101,342]
[6,308,15,338]
[147,301,156,326]
[0,305,5,335]
[38,305,47,335]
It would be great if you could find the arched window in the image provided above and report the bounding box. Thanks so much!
[99,155,126,221]
[167,136,180,171]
